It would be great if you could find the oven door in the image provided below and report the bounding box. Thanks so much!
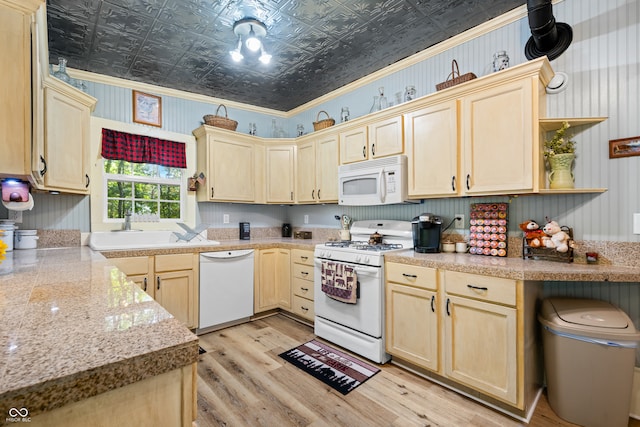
[314,259,383,338]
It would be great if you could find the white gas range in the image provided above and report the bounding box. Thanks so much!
[313,220,413,364]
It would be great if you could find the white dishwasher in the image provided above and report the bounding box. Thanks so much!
[197,249,254,335]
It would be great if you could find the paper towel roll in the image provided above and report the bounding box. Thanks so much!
[2,193,34,211]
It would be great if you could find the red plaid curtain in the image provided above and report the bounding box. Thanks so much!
[101,128,187,168]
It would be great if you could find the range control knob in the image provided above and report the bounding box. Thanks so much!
[363,256,371,264]
[355,255,362,263]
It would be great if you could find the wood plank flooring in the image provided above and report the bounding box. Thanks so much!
[196,314,640,427]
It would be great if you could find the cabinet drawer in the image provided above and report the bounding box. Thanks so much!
[386,262,437,290]
[291,295,315,320]
[155,253,194,272]
[292,277,314,300]
[292,262,313,281]
[109,256,150,276]
[444,271,516,306]
[291,249,313,266]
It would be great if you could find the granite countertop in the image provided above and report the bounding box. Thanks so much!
[386,250,640,282]
[0,247,199,418]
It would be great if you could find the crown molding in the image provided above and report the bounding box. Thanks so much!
[0,0,43,13]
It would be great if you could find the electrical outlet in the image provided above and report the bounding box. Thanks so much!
[223,214,230,224]
[8,210,22,223]
[304,214,309,224]
[634,213,640,235]
[454,214,464,229]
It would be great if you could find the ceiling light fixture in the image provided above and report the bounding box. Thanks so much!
[230,18,271,64]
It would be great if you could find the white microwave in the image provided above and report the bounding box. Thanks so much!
[338,155,414,205]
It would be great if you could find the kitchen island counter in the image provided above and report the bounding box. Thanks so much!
[0,247,198,423]
[386,250,640,282]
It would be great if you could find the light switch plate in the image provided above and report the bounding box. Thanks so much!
[634,213,640,235]
[223,214,230,224]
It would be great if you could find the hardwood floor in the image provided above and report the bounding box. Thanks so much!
[196,314,640,427]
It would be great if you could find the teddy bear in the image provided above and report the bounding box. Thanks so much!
[542,220,570,253]
[519,220,545,248]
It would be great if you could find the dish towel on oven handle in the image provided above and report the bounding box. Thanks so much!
[321,260,358,304]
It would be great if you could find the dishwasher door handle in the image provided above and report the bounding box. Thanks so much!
[200,249,254,260]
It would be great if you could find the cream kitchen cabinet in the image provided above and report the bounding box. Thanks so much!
[339,116,403,164]
[194,126,257,202]
[255,248,291,312]
[0,2,33,181]
[385,262,439,371]
[405,100,459,197]
[108,253,199,329]
[31,78,96,194]
[266,144,295,203]
[290,249,315,321]
[296,133,339,203]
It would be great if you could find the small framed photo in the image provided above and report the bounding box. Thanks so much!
[609,136,640,159]
[132,90,162,127]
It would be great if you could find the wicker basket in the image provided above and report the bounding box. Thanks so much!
[436,59,477,91]
[312,110,335,131]
[203,104,238,131]
[523,227,574,263]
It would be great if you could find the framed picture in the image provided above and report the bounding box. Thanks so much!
[132,90,162,127]
[609,136,640,159]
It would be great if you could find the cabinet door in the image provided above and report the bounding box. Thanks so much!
[296,140,316,203]
[315,134,339,202]
[256,248,291,311]
[461,79,534,195]
[209,136,255,202]
[41,86,91,192]
[0,5,31,179]
[266,145,295,203]
[386,282,438,371]
[405,100,459,197]
[444,295,517,404]
[339,126,368,164]
[155,270,195,328]
[368,116,403,159]
[128,274,153,299]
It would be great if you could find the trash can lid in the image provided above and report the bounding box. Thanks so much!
[539,297,640,341]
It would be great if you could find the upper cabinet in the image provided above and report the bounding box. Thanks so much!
[265,143,295,203]
[194,126,257,203]
[296,131,339,204]
[31,78,96,193]
[0,2,35,181]
[339,115,403,164]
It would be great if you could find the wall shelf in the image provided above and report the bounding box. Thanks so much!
[538,188,607,194]
[539,117,607,132]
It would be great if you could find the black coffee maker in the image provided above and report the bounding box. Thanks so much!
[412,213,443,253]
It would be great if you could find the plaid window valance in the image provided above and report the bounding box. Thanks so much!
[101,128,187,168]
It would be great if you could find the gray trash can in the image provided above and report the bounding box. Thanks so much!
[539,298,640,427]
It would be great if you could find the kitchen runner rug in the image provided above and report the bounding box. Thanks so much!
[278,339,380,395]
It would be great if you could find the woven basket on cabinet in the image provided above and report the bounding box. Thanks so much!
[203,104,238,131]
[312,110,335,131]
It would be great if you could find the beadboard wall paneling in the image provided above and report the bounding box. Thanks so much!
[0,193,90,231]
[197,203,287,228]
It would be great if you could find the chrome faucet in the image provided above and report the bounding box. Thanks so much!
[123,211,132,231]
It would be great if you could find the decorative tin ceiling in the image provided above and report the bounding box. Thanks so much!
[46,0,525,111]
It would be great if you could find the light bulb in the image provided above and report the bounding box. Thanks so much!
[229,38,243,62]
[259,48,271,64]
[245,25,261,52]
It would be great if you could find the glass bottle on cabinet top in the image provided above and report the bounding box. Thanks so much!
[379,87,388,109]
[404,85,416,102]
[53,57,71,83]
[341,107,350,122]
[369,95,380,114]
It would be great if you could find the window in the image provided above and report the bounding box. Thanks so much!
[103,159,184,221]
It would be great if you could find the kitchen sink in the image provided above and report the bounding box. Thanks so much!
[89,230,220,251]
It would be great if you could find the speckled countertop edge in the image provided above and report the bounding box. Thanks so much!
[0,247,199,418]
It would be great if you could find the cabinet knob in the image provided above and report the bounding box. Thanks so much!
[446,298,451,316]
[143,277,147,291]
[157,277,161,290]
[291,191,293,201]
[85,174,90,188]
[466,174,471,191]
[301,287,309,292]
[431,295,435,312]
[211,187,215,198]
[451,176,456,192]
[311,189,315,199]
[371,143,376,156]
[402,273,417,278]
[467,284,488,292]
[317,189,321,199]
[362,146,366,158]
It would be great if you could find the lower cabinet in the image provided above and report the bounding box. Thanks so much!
[109,253,198,329]
[290,249,315,321]
[443,270,517,404]
[385,262,542,415]
[385,262,439,371]
[255,248,291,312]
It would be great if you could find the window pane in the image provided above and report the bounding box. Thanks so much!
[107,200,132,219]
[107,180,132,198]
[160,202,180,219]
[132,163,156,177]
[158,166,182,179]
[135,201,158,215]
[104,159,132,175]
[160,184,180,200]
[134,183,157,199]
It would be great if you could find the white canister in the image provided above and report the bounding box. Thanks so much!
[14,229,38,250]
